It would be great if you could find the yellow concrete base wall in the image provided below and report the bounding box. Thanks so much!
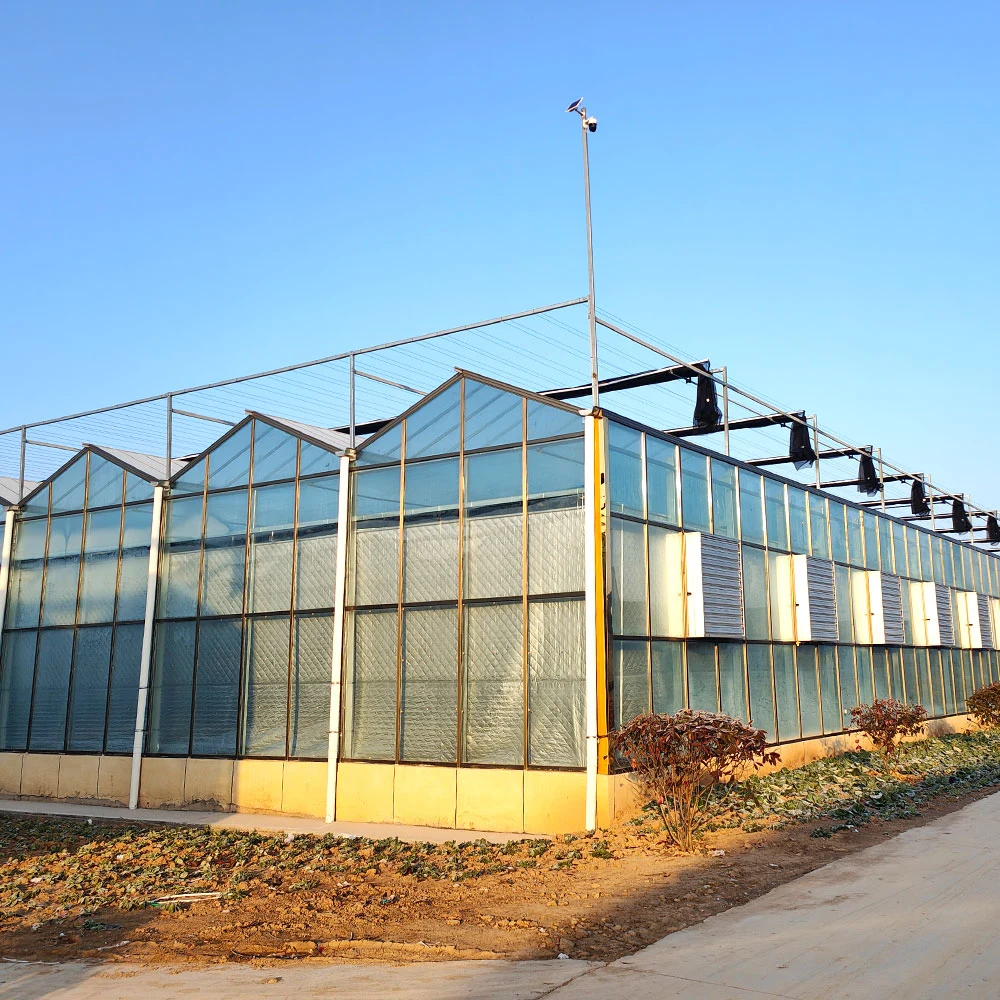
[0,754,132,805]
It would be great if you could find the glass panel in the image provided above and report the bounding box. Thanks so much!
[247,483,295,613]
[240,615,289,757]
[200,490,248,618]
[0,631,37,749]
[105,622,143,753]
[796,645,821,737]
[738,471,765,545]
[610,517,647,636]
[87,455,124,509]
[647,437,679,526]
[191,618,242,756]
[608,423,643,517]
[158,496,204,619]
[680,449,710,533]
[206,424,251,491]
[173,458,207,496]
[747,644,776,740]
[527,597,585,767]
[400,605,458,762]
[838,646,858,720]
[902,647,919,704]
[5,518,48,629]
[879,517,894,574]
[764,479,788,551]
[767,552,795,641]
[906,527,921,579]
[296,476,339,611]
[613,640,649,727]
[829,502,848,564]
[527,438,584,500]
[527,440,585,595]
[29,628,73,750]
[78,507,121,624]
[686,641,719,712]
[847,508,864,567]
[343,608,398,760]
[148,620,196,754]
[892,522,907,578]
[772,644,798,741]
[41,514,83,626]
[711,461,737,539]
[719,642,747,721]
[357,421,402,467]
[290,612,334,757]
[463,380,523,451]
[651,641,685,714]
[252,421,298,484]
[22,484,50,518]
[352,466,400,606]
[299,440,340,477]
[863,512,880,570]
[125,472,155,504]
[465,449,522,601]
[649,526,684,638]
[873,648,890,700]
[741,546,769,641]
[462,601,523,765]
[835,564,854,642]
[403,458,459,604]
[818,645,841,734]
[117,504,153,622]
[66,625,113,751]
[50,455,87,512]
[788,488,808,554]
[888,648,905,701]
[939,649,955,714]
[808,494,830,560]
[856,646,874,705]
[405,382,461,459]
[526,398,581,441]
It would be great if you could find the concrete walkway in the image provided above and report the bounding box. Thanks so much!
[3,792,1000,998]
[0,798,531,845]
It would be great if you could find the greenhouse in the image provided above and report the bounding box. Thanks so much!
[1,364,999,834]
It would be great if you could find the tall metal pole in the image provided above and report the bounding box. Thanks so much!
[580,108,599,407]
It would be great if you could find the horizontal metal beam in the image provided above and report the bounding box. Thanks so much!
[354,369,426,396]
[667,412,795,439]
[820,478,879,490]
[24,438,81,453]
[542,361,710,401]
[170,407,237,428]
[749,445,866,469]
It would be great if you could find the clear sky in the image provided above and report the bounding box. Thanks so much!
[2,3,998,502]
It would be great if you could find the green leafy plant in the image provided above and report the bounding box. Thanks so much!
[611,710,779,852]
[849,698,928,771]
[967,683,1000,729]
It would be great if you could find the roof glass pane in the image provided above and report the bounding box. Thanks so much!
[527,398,581,441]
[252,420,298,484]
[173,458,206,496]
[22,484,50,518]
[50,455,87,513]
[405,382,461,459]
[207,424,251,491]
[125,473,155,503]
[527,438,584,500]
[464,380,523,451]
[300,440,339,476]
[356,421,402,467]
[87,454,124,509]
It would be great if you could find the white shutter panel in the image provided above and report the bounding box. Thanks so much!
[684,533,744,639]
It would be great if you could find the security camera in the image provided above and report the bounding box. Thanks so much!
[585,117,597,133]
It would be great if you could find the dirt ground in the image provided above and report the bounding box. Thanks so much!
[2,782,996,969]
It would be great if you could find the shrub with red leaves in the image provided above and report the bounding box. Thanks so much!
[966,683,1000,729]
[849,698,928,770]
[611,710,779,852]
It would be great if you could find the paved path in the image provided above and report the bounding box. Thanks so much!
[3,792,999,998]
[0,798,530,845]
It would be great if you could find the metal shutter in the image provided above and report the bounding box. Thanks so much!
[935,585,956,647]
[806,558,838,642]
[698,534,745,639]
[978,594,994,650]
[881,574,905,646]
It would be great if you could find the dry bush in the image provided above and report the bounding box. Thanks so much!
[611,710,778,852]
[849,698,928,770]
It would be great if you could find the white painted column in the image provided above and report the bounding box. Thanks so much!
[0,508,15,666]
[325,455,352,823]
[129,485,164,810]
[583,415,599,833]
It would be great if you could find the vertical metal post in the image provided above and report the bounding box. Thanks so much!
[577,107,599,407]
[966,494,975,546]
[129,484,164,810]
[928,476,936,533]
[811,415,821,489]
[720,366,730,456]
[0,508,15,670]
[877,448,887,513]
[583,414,599,832]
[325,454,352,823]
[349,353,356,449]
[165,393,173,481]
[18,427,26,501]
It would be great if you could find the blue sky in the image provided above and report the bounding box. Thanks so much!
[2,2,998,501]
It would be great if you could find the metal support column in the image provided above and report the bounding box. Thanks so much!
[877,448,887,513]
[584,414,599,832]
[325,454,352,823]
[349,354,356,449]
[165,394,173,481]
[811,416,821,489]
[129,484,164,810]
[720,366,730,456]
[18,428,26,501]
[0,508,15,668]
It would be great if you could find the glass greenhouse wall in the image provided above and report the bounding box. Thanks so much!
[0,372,999,832]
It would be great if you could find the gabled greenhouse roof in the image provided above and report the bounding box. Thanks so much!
[247,411,353,455]
[85,445,185,482]
[0,477,37,507]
